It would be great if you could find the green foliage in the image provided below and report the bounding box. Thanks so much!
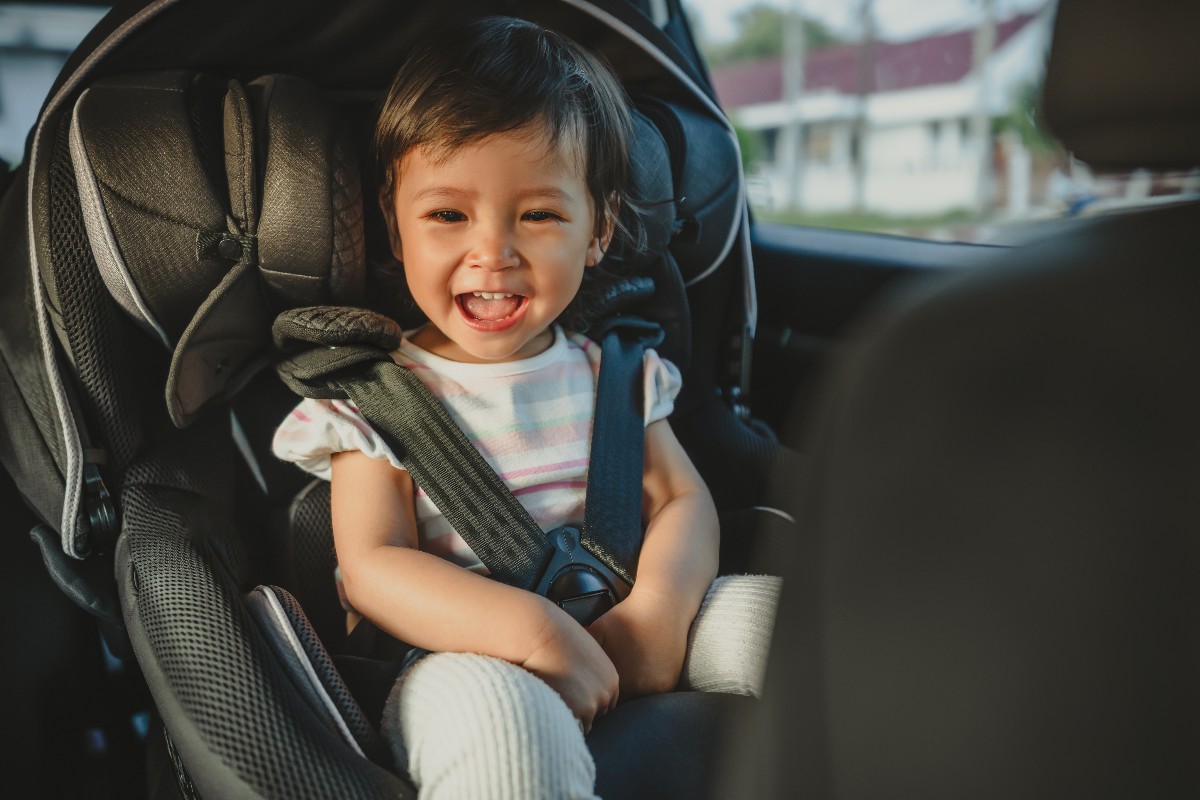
[692,2,843,67]
[993,83,1063,154]
[733,122,763,173]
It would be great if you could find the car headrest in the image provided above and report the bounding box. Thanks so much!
[1042,0,1200,170]
[70,70,365,427]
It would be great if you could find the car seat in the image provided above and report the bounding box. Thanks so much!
[0,1,795,797]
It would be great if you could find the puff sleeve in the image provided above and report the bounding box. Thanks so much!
[272,397,406,481]
[643,348,682,425]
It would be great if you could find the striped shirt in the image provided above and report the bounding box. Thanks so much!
[272,325,682,573]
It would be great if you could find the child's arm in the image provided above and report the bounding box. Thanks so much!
[330,450,619,729]
[586,419,719,700]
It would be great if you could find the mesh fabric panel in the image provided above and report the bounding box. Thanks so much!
[49,114,156,483]
[672,394,799,516]
[286,479,344,651]
[0,163,67,485]
[122,478,408,798]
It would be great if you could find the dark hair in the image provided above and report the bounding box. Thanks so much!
[374,16,633,244]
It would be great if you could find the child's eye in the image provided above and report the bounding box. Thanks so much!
[523,210,563,223]
[429,210,466,223]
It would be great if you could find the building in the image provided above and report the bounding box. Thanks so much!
[711,6,1054,216]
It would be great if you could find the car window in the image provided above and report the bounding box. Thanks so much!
[687,0,1197,243]
[0,4,109,170]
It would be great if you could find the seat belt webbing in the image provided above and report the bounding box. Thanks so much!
[581,322,663,584]
[329,319,663,591]
[335,361,552,591]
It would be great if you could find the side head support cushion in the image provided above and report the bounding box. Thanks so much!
[70,70,365,428]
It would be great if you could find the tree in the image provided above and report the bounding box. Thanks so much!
[733,122,763,174]
[696,2,843,67]
[993,83,1062,155]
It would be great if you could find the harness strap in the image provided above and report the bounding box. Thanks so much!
[333,359,552,591]
[582,318,665,584]
[275,307,664,593]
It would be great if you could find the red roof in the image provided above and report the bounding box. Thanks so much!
[711,12,1038,109]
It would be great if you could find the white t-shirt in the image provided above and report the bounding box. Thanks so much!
[272,325,682,572]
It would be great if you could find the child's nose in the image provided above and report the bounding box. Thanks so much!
[468,226,520,271]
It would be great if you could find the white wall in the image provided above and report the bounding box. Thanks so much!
[736,9,1054,217]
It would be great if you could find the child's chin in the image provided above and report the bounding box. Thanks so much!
[456,329,552,363]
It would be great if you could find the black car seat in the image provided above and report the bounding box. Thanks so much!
[1,1,794,797]
[723,0,1200,797]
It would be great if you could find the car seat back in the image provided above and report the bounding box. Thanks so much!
[3,2,764,797]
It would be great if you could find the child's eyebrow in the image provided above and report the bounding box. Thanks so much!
[410,186,579,205]
[411,186,476,203]
[517,187,578,204]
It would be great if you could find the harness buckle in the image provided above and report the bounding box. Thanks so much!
[534,525,631,626]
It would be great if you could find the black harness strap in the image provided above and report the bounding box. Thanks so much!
[276,308,664,598]
[581,318,665,584]
[332,360,552,591]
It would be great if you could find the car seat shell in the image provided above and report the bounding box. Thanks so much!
[2,2,774,797]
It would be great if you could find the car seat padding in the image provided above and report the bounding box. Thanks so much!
[247,584,392,767]
[70,71,367,430]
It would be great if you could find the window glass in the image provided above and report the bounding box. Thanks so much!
[689,0,1195,243]
[0,4,109,169]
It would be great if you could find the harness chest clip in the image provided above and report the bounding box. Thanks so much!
[534,525,631,626]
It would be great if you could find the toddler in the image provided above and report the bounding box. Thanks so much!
[274,16,779,799]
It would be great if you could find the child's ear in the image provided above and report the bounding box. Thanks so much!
[587,195,618,267]
[378,185,404,261]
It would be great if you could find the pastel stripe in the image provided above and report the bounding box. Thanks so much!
[511,480,587,497]
[496,458,589,483]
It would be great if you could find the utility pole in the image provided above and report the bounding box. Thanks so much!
[851,0,875,213]
[780,0,805,210]
[971,0,997,213]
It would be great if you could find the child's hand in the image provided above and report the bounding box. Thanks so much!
[519,607,619,733]
[587,589,691,702]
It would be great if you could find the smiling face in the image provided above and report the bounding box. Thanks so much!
[387,124,609,363]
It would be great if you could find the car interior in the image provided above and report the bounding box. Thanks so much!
[721,0,1200,797]
[1,0,1196,797]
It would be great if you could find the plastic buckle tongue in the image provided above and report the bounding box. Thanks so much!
[534,525,631,626]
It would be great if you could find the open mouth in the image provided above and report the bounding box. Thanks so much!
[456,291,528,327]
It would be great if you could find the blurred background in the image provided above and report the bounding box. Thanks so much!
[689,0,1198,241]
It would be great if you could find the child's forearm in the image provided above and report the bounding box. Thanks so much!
[340,544,561,663]
[633,486,719,621]
[632,420,720,625]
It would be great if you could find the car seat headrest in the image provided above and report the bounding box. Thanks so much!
[70,70,364,428]
[554,99,739,368]
[607,110,675,271]
[251,75,366,307]
[1043,0,1200,170]
[636,98,742,285]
